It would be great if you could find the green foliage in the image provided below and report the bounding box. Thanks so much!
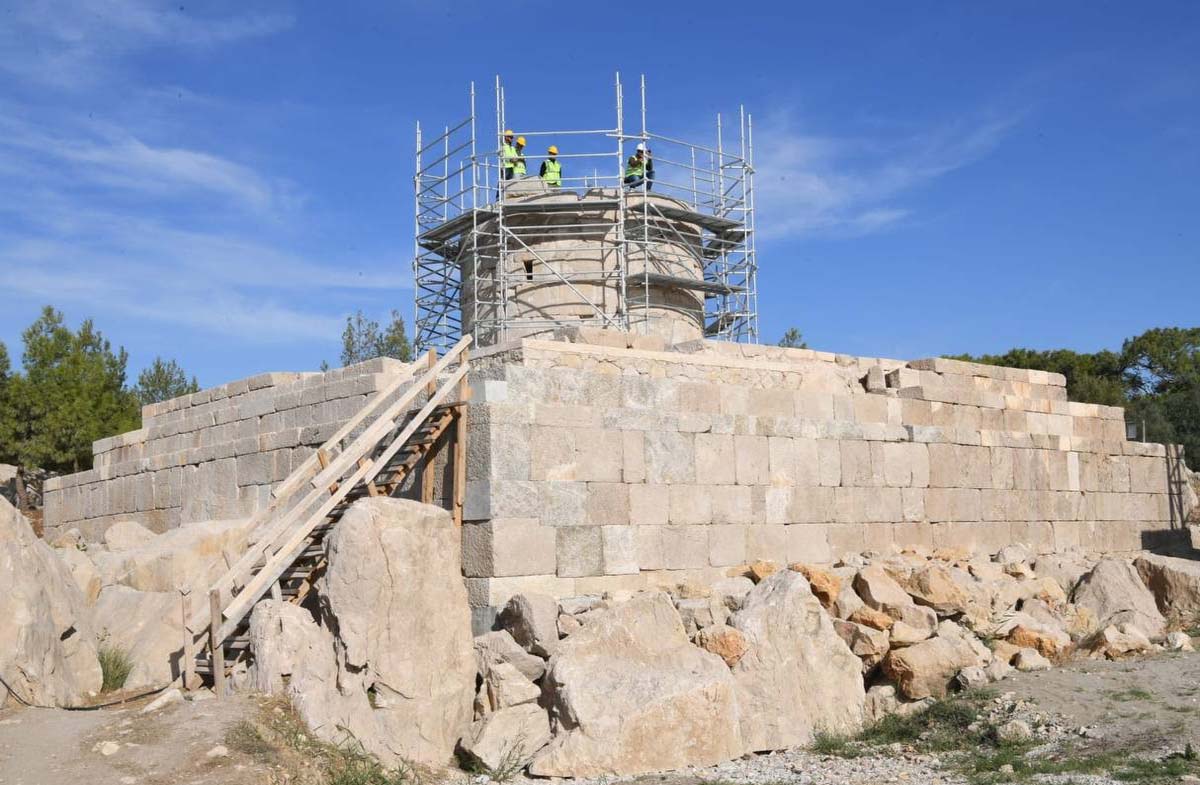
[98,645,133,692]
[340,310,413,367]
[777,327,808,349]
[0,307,141,473]
[134,356,199,406]
[952,326,1200,469]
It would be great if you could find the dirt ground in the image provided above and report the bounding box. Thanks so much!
[4,652,1200,785]
[0,692,270,785]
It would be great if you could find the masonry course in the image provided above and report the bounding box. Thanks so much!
[42,331,1189,623]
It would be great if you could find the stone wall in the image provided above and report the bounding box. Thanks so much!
[460,333,1190,620]
[43,358,407,542]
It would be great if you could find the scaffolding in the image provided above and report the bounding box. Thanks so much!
[413,74,758,354]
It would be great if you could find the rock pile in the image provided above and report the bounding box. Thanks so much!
[455,541,1200,778]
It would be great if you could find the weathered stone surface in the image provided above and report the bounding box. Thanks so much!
[711,576,755,611]
[695,624,749,667]
[1013,648,1051,672]
[103,520,157,551]
[530,592,743,777]
[57,546,102,605]
[1166,631,1195,652]
[248,600,333,695]
[849,606,894,631]
[461,703,552,773]
[93,585,182,690]
[1072,559,1166,639]
[92,518,253,595]
[833,620,890,672]
[731,570,865,751]
[889,620,933,646]
[955,666,988,690]
[675,596,728,636]
[1034,554,1091,596]
[500,593,560,658]
[854,565,913,618]
[1084,623,1154,659]
[883,634,984,700]
[1134,554,1200,618]
[790,564,841,609]
[474,630,546,683]
[320,498,475,767]
[864,684,899,723]
[899,564,972,616]
[0,498,102,707]
[484,662,541,710]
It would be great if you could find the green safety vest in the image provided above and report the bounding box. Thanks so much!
[625,156,645,178]
[502,143,519,173]
[513,151,526,175]
[542,159,562,186]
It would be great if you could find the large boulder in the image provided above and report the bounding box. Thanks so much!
[461,704,552,773]
[1134,554,1200,618]
[56,546,103,605]
[1033,554,1091,595]
[899,564,973,616]
[730,570,865,751]
[498,593,560,658]
[1071,559,1166,639]
[0,498,102,706]
[92,585,184,689]
[103,520,158,551]
[474,630,546,683]
[883,633,987,700]
[854,565,913,618]
[529,592,743,777]
[91,518,253,595]
[318,498,476,768]
[247,600,334,695]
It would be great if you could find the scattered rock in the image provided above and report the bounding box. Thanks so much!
[854,565,913,618]
[1084,623,1154,659]
[1134,554,1200,618]
[462,703,552,773]
[499,593,561,658]
[695,624,750,667]
[998,719,1033,743]
[900,564,972,616]
[1166,631,1195,652]
[530,592,743,777]
[790,564,841,609]
[1013,648,1052,672]
[710,577,755,611]
[140,687,183,714]
[833,620,890,672]
[474,630,546,683]
[731,570,865,750]
[747,559,779,583]
[205,745,229,758]
[675,595,729,636]
[483,662,540,711]
[849,606,894,631]
[1072,559,1166,639]
[97,740,121,756]
[883,634,985,700]
[955,666,988,690]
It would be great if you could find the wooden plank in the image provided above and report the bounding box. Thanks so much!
[270,359,420,501]
[453,350,471,527]
[217,362,470,640]
[181,589,195,691]
[210,589,225,699]
[359,458,380,497]
[421,349,438,505]
[316,450,339,494]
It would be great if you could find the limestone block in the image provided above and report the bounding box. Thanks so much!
[925,488,981,522]
[735,436,770,485]
[794,391,835,420]
[530,427,577,481]
[601,526,639,575]
[853,394,889,424]
[629,484,669,526]
[695,433,736,485]
[557,526,604,577]
[746,525,787,562]
[877,442,929,488]
[817,440,841,487]
[708,524,748,567]
[636,526,666,570]
[644,431,695,484]
[839,441,879,487]
[462,519,557,578]
[669,485,713,525]
[574,429,623,483]
[467,479,541,521]
[787,524,832,564]
[662,526,709,569]
[710,484,753,525]
[539,482,588,526]
[586,482,629,526]
[622,431,645,483]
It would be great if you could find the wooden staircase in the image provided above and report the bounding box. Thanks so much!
[179,337,473,694]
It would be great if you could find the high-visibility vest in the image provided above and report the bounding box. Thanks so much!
[502,143,518,171]
[625,156,645,178]
[542,159,562,186]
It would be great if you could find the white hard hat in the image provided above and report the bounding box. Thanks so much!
[635,142,646,152]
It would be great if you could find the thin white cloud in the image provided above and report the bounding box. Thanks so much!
[753,110,1024,239]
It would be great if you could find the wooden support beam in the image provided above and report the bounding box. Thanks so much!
[421,348,438,505]
[359,458,380,497]
[316,449,339,494]
[180,589,195,691]
[210,589,225,699]
[453,350,471,527]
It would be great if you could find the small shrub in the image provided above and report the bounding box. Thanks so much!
[810,730,856,757]
[98,645,133,692]
[224,720,275,760]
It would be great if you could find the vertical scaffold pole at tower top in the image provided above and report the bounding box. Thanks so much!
[412,120,422,352]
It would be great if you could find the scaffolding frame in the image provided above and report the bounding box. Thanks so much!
[413,75,758,354]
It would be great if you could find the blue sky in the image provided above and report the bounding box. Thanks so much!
[1,1,1197,387]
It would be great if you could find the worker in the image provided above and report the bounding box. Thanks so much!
[540,145,562,187]
[512,136,528,177]
[501,130,522,180]
[624,143,655,190]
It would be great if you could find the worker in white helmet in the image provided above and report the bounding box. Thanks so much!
[624,142,655,191]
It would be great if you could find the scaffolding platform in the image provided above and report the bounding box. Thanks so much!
[412,75,758,353]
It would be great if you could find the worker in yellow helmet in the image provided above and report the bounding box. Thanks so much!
[501,130,521,180]
[540,145,562,187]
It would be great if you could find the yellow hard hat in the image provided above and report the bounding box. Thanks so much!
[503,129,514,137]
[548,145,558,155]
[516,136,526,146]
